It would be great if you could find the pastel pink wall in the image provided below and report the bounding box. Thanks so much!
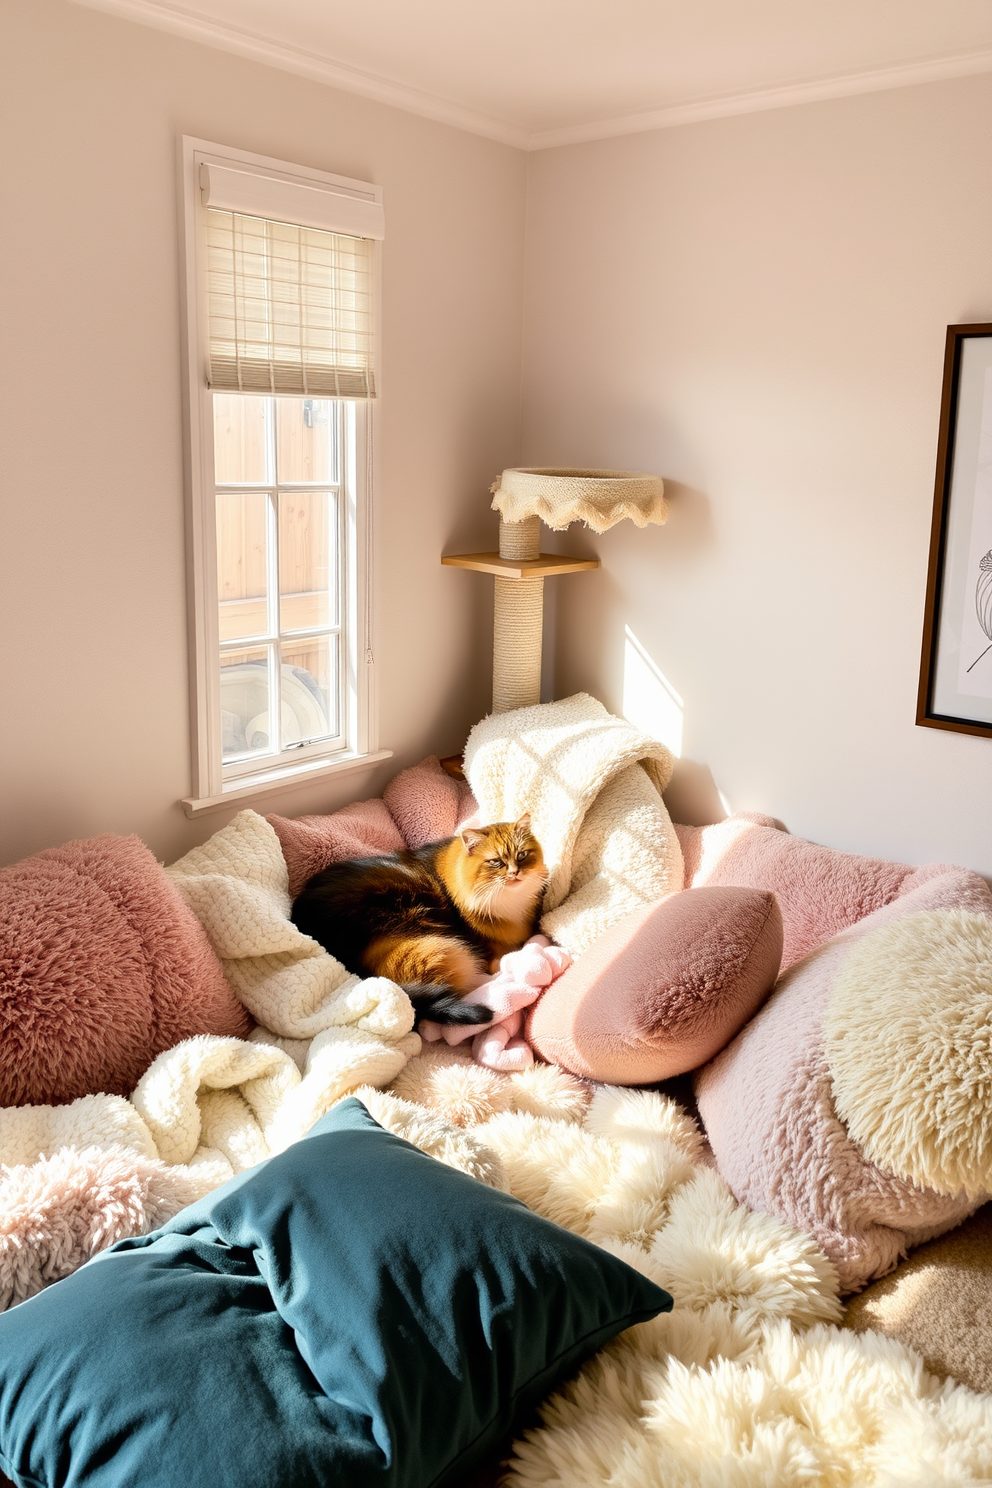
[0,0,525,866]
[3,4,991,881]
[521,76,992,876]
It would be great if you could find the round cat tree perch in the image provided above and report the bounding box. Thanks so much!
[442,468,667,713]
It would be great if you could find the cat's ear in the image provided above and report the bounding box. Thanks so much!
[515,812,532,833]
[460,827,487,854]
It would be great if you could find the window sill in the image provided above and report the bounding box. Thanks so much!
[181,748,394,819]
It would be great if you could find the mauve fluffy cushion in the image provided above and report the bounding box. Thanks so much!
[693,865,992,1292]
[526,886,783,1085]
[674,814,915,971]
[0,835,250,1106]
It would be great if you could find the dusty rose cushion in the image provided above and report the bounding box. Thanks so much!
[526,886,783,1085]
[268,799,404,900]
[269,757,479,899]
[0,835,250,1106]
[675,814,915,970]
[693,864,992,1293]
[383,755,477,849]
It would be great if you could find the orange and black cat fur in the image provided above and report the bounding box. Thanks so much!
[291,816,547,1025]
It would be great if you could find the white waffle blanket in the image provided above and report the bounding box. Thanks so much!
[464,693,684,954]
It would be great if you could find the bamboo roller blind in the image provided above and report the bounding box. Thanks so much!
[205,208,375,399]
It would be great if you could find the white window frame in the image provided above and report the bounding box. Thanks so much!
[177,137,390,817]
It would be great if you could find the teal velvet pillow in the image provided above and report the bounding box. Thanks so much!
[0,1099,671,1488]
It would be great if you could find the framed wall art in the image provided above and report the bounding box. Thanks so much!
[917,322,992,738]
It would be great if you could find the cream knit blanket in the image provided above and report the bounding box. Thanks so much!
[464,693,683,954]
[165,808,416,1043]
[0,1029,419,1209]
[0,1047,467,1310]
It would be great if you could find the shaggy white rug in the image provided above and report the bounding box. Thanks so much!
[390,1046,992,1486]
[0,1146,205,1310]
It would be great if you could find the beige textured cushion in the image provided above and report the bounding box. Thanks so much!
[526,886,783,1085]
[844,1206,992,1396]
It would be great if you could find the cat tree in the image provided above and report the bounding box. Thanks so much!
[442,467,667,712]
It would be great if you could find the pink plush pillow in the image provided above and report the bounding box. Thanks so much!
[0,835,250,1106]
[526,886,783,1085]
[675,814,915,970]
[693,865,992,1293]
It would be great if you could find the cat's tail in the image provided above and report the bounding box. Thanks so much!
[404,985,493,1027]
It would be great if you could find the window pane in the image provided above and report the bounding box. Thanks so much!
[279,490,336,631]
[220,647,272,758]
[213,395,269,484]
[281,636,337,746]
[276,398,337,484]
[217,491,269,641]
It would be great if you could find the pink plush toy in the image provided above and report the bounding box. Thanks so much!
[418,935,572,1072]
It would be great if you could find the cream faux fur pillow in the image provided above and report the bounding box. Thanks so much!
[825,909,992,1200]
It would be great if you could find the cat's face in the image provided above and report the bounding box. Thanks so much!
[458,814,546,914]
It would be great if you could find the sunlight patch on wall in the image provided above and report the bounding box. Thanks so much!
[622,627,684,757]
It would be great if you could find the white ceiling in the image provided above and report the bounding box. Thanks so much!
[73,0,992,148]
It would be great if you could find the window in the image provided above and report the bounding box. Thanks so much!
[214,394,347,769]
[179,139,389,816]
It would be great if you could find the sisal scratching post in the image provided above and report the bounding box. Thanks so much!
[442,468,667,717]
[493,517,543,713]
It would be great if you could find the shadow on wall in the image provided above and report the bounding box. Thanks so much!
[624,478,727,826]
[622,627,683,756]
[663,759,729,829]
[621,624,728,828]
[0,790,106,869]
[534,472,728,829]
[647,478,717,565]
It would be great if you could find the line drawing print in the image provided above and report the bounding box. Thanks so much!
[967,550,992,674]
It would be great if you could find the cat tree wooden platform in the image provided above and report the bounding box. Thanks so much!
[442,468,667,714]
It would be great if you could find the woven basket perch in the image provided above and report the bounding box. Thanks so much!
[491,467,667,535]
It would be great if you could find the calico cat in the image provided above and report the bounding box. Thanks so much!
[291,816,547,1025]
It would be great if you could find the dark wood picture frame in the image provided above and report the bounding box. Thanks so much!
[917,322,992,739]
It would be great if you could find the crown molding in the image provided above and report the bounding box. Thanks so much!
[67,0,992,154]
[529,46,992,150]
[67,0,530,149]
